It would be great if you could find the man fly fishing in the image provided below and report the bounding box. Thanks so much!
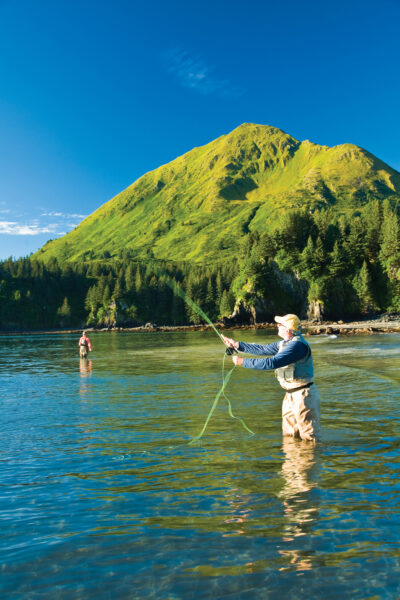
[221,314,321,442]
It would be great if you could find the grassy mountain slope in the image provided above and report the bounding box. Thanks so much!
[36,123,400,263]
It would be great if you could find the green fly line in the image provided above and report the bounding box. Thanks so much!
[147,263,255,442]
[188,365,236,445]
[221,353,255,436]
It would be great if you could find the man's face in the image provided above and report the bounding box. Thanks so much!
[277,323,291,340]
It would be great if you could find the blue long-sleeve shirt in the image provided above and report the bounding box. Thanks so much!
[238,339,308,371]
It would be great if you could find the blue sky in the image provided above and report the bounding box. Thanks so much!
[1,0,399,259]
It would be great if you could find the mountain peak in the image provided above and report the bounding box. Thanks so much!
[35,124,400,264]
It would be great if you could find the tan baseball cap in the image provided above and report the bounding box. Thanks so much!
[274,314,301,332]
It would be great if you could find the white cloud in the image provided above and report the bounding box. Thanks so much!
[0,207,87,237]
[41,210,87,219]
[0,221,59,236]
[162,48,241,98]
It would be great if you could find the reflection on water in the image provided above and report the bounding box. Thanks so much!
[0,331,400,599]
[281,438,318,500]
[79,357,92,376]
[79,358,92,399]
[279,438,319,572]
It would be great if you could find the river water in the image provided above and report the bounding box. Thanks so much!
[1,330,400,599]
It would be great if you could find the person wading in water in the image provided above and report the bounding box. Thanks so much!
[78,331,92,359]
[221,314,321,442]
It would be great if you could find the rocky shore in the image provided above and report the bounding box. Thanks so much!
[121,317,400,336]
[304,318,400,335]
[2,315,399,336]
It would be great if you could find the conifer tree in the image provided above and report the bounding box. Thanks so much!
[313,236,326,277]
[215,270,223,308]
[94,277,106,306]
[329,241,349,278]
[205,277,215,319]
[16,260,25,279]
[113,275,125,300]
[379,205,400,278]
[219,289,234,318]
[352,260,377,314]
[170,280,185,324]
[85,286,97,314]
[345,217,366,269]
[135,265,142,291]
[280,209,314,253]
[300,236,315,278]
[363,200,382,261]
[184,278,202,324]
[91,262,103,277]
[102,284,111,308]
[57,297,71,325]
[258,232,277,259]
[124,264,134,291]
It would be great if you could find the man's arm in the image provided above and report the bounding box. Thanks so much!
[238,341,280,356]
[240,340,308,371]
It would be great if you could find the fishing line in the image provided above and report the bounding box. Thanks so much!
[188,365,236,445]
[318,359,400,385]
[187,353,255,444]
[166,276,224,342]
[147,263,255,442]
[221,353,255,435]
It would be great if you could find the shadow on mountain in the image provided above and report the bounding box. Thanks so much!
[218,177,258,200]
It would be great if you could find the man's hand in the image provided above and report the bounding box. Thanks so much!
[232,355,243,366]
[221,334,239,350]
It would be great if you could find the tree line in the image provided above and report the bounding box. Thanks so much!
[0,199,399,330]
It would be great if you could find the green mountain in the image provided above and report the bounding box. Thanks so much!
[36,123,400,263]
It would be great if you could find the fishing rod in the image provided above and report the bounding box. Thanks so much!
[147,263,255,442]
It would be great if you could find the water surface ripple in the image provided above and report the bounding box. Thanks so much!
[1,331,400,599]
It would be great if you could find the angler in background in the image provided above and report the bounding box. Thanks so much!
[221,314,321,443]
[78,331,92,359]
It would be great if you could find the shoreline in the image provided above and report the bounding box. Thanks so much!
[1,317,400,336]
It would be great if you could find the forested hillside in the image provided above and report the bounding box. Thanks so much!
[1,200,399,329]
